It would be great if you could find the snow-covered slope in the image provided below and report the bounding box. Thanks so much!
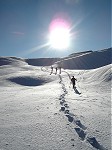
[0,56,26,66]
[0,48,111,150]
[25,58,60,66]
[58,48,111,69]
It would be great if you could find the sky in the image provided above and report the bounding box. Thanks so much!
[0,0,111,58]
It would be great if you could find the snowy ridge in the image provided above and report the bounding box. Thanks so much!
[25,58,60,66]
[58,48,111,69]
[68,50,93,57]
[0,48,111,69]
[24,48,111,69]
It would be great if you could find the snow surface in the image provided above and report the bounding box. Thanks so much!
[0,48,111,150]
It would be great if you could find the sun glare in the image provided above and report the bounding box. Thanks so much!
[49,18,70,50]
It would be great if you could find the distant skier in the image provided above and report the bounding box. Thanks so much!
[50,66,53,75]
[59,66,61,74]
[71,76,77,89]
[55,67,57,74]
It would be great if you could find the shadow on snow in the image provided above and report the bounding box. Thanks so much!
[8,76,47,86]
[74,87,81,95]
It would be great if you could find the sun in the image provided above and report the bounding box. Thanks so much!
[49,18,70,50]
[49,26,70,49]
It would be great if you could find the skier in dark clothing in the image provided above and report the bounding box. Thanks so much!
[55,67,57,74]
[59,66,61,74]
[71,76,77,89]
[50,66,53,74]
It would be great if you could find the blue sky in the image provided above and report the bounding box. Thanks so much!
[0,0,111,58]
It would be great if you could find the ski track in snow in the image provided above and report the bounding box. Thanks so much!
[58,74,108,150]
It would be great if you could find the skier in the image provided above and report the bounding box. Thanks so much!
[55,67,57,74]
[50,66,53,74]
[71,76,77,89]
[59,66,61,74]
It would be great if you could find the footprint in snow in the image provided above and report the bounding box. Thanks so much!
[66,114,74,122]
[60,101,64,105]
[64,109,69,114]
[64,103,69,108]
[60,106,65,111]
[75,127,86,141]
[87,137,107,150]
[75,120,87,130]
